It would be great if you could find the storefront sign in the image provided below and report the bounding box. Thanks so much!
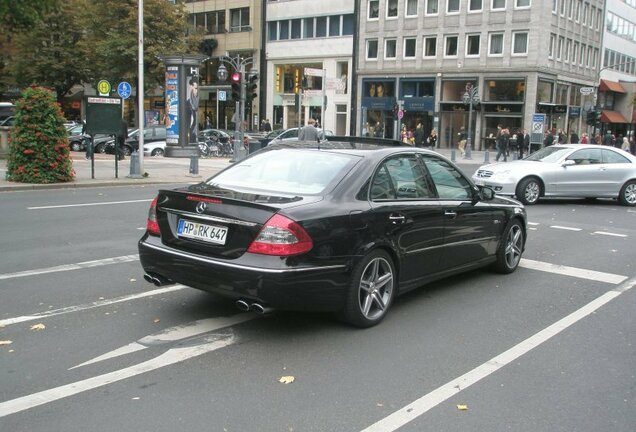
[403,97,434,112]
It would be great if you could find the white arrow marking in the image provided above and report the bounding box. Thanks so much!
[69,314,256,370]
[0,333,236,418]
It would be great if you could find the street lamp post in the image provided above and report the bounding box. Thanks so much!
[462,84,480,160]
[217,55,254,162]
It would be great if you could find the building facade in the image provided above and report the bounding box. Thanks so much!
[357,0,605,149]
[185,0,263,131]
[264,0,354,134]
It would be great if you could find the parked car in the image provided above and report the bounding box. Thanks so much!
[0,116,14,127]
[0,102,15,124]
[139,140,527,328]
[472,144,636,206]
[264,127,334,146]
[143,140,166,157]
[106,126,166,155]
[199,128,231,145]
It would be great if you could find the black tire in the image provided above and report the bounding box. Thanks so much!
[95,143,107,154]
[342,250,396,328]
[123,145,132,156]
[515,177,541,205]
[493,219,524,274]
[70,140,81,152]
[151,148,164,157]
[618,180,636,206]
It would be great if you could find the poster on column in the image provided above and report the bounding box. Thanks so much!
[186,66,200,144]
[165,66,179,144]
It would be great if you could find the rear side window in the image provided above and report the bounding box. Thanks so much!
[208,149,355,195]
[370,154,433,200]
[421,156,472,199]
[603,149,631,164]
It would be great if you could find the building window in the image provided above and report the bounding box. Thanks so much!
[512,32,528,55]
[316,16,327,37]
[552,0,557,14]
[229,7,250,32]
[580,43,585,65]
[572,41,579,64]
[367,39,379,60]
[564,39,571,61]
[385,39,397,59]
[387,0,398,18]
[492,0,506,10]
[206,11,225,34]
[515,0,530,7]
[406,0,418,16]
[404,38,416,58]
[426,0,439,15]
[489,33,504,56]
[268,21,278,41]
[447,0,460,13]
[574,0,581,21]
[368,0,379,20]
[279,20,289,39]
[469,0,483,12]
[557,36,564,59]
[343,14,354,35]
[582,3,588,25]
[444,35,458,57]
[303,18,314,38]
[424,36,437,57]
[549,33,555,58]
[329,16,340,36]
[466,34,481,56]
[291,19,301,39]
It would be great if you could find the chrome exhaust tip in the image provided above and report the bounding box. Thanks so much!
[235,299,251,312]
[143,273,172,287]
[143,273,154,284]
[250,303,274,315]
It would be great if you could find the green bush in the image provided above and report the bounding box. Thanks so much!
[6,86,74,183]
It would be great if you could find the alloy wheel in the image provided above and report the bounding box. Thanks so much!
[358,257,394,321]
[504,224,523,269]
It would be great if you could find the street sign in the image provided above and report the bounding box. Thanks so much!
[218,90,226,101]
[97,80,111,96]
[304,67,323,77]
[580,87,594,95]
[117,81,131,99]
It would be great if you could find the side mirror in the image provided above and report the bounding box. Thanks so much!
[479,186,495,201]
[562,159,576,167]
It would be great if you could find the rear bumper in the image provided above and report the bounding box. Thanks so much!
[138,235,351,312]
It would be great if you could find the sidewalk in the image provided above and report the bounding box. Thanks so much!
[0,147,492,192]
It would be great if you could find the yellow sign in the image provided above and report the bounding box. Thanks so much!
[97,80,111,95]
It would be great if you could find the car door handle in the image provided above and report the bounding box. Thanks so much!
[445,211,457,219]
[389,214,406,224]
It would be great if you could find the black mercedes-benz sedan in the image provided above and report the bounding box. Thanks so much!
[139,141,527,327]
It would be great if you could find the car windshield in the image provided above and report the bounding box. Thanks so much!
[524,146,572,163]
[208,149,356,195]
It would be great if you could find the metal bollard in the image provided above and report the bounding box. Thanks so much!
[189,155,199,176]
[484,150,490,163]
[128,151,143,179]
[450,149,456,162]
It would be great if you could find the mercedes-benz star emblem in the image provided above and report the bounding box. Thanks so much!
[195,202,207,214]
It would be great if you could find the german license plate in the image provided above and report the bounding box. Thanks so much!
[177,219,228,245]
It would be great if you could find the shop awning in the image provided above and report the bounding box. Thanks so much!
[599,79,626,94]
[601,110,629,124]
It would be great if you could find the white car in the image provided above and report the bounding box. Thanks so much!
[266,127,333,145]
[143,141,166,157]
[472,144,636,206]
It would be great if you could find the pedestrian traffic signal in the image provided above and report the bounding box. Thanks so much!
[247,73,258,100]
[231,72,241,101]
[586,110,602,125]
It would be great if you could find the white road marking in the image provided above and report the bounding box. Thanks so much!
[360,276,636,432]
[27,199,152,210]
[0,333,237,418]
[527,222,540,226]
[0,285,187,327]
[70,315,256,370]
[0,254,140,281]
[549,225,582,231]
[519,258,627,285]
[592,231,627,238]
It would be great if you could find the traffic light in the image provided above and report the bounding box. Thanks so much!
[231,72,241,101]
[586,110,596,125]
[594,110,602,124]
[247,73,258,101]
[294,93,301,112]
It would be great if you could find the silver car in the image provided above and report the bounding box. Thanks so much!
[472,144,636,206]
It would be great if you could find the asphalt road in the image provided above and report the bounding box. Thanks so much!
[1,180,634,432]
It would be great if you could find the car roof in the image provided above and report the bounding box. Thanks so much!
[265,139,420,157]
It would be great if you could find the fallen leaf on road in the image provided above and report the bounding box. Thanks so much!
[30,323,46,331]
[0,340,12,345]
[130,278,136,282]
[153,319,160,323]
[457,404,468,411]
[279,376,295,384]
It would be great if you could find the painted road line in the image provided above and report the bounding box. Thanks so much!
[27,199,152,210]
[592,231,627,238]
[0,333,237,418]
[519,258,627,285]
[360,276,636,432]
[0,285,187,327]
[0,254,140,281]
[550,225,582,231]
[70,315,256,370]
[527,222,540,226]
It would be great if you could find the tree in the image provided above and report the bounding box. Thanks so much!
[6,86,74,184]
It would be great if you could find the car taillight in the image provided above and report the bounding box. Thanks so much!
[146,197,160,236]
[247,214,313,256]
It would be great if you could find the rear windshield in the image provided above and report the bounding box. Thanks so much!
[208,149,356,195]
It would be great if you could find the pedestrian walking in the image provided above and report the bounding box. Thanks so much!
[427,129,437,148]
[414,122,425,147]
[298,118,324,142]
[457,126,467,156]
[519,128,530,159]
[495,126,509,162]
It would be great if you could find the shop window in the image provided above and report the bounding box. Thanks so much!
[484,79,525,102]
[537,80,554,103]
